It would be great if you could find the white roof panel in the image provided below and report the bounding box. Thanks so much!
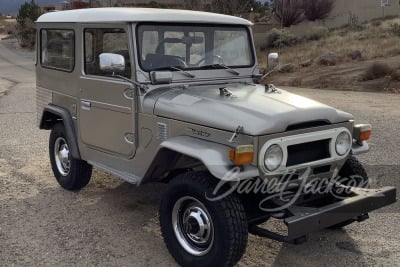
[37,7,252,25]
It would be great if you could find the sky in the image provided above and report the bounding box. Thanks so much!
[0,0,62,15]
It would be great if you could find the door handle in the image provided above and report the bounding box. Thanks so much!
[81,100,91,111]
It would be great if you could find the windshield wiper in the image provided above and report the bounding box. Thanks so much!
[200,64,240,76]
[153,66,195,78]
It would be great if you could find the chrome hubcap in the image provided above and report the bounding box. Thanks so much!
[172,196,214,256]
[54,137,70,176]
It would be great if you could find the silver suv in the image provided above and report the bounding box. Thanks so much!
[36,8,396,266]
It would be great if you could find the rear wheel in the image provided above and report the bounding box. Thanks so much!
[49,123,92,190]
[159,171,248,267]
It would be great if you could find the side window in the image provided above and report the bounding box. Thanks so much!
[41,29,75,71]
[84,31,93,63]
[84,28,131,78]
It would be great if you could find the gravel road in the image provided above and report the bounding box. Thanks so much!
[0,39,399,266]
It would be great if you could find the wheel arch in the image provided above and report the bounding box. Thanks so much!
[40,105,81,159]
[142,136,259,183]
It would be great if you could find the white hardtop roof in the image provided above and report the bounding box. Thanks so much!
[37,7,252,26]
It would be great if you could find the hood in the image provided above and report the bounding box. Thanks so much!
[149,84,353,135]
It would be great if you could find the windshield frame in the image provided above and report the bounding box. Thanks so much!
[135,22,256,73]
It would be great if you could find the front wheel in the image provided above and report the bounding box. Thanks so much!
[49,123,92,191]
[159,171,248,267]
[328,156,369,229]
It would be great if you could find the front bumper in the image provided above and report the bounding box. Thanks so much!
[286,186,396,240]
[352,140,369,155]
[250,186,396,243]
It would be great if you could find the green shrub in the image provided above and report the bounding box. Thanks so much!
[16,0,41,49]
[266,28,299,49]
[18,19,36,48]
[305,26,329,41]
[361,63,392,81]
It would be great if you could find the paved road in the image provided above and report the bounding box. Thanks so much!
[0,39,399,266]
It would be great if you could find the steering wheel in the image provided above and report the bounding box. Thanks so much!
[174,57,188,68]
[196,55,225,66]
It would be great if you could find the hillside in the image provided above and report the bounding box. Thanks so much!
[261,16,400,93]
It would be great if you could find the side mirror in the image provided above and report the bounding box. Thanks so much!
[99,53,125,72]
[258,53,279,83]
[267,53,279,71]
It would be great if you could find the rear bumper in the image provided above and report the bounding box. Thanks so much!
[285,186,396,240]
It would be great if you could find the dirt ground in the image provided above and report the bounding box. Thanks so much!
[0,38,399,266]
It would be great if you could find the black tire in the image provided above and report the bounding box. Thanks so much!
[159,171,248,267]
[328,156,369,229]
[338,156,369,187]
[49,123,92,191]
[332,156,369,197]
[240,190,271,227]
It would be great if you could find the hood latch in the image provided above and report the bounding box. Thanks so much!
[229,126,244,143]
[265,84,281,94]
[219,87,233,97]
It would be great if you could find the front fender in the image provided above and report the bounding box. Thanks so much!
[159,136,259,180]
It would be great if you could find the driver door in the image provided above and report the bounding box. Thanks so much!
[79,26,135,158]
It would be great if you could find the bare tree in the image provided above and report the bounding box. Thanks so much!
[71,0,90,9]
[211,0,252,15]
[303,0,335,21]
[183,0,206,11]
[273,0,304,27]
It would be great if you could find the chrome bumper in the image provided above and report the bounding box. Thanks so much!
[352,140,369,155]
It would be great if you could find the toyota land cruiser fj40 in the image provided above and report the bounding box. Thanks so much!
[36,8,396,266]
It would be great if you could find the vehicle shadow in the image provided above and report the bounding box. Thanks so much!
[270,229,369,267]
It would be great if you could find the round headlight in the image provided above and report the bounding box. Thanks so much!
[264,144,283,171]
[335,131,351,156]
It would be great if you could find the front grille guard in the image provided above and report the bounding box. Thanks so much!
[249,186,396,244]
[259,127,351,176]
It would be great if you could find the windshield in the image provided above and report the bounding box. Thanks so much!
[137,24,254,72]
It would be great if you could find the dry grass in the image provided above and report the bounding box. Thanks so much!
[0,19,17,38]
[258,17,400,69]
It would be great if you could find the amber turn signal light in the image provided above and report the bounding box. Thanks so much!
[359,129,371,141]
[229,145,254,166]
[353,124,372,142]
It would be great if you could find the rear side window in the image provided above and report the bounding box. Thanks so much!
[41,29,75,72]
